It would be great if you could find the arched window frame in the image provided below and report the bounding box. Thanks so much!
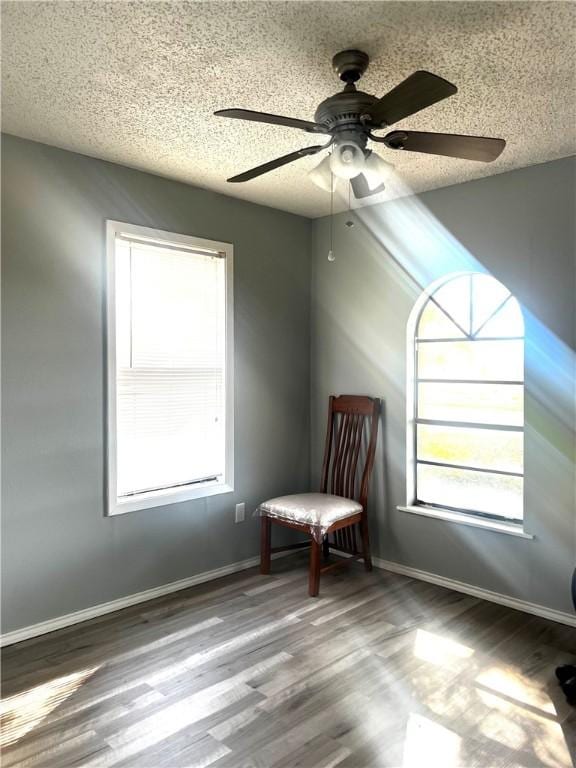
[405,271,525,526]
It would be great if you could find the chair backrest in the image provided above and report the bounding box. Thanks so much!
[320,395,381,510]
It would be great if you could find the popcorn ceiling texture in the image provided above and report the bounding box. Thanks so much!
[2,1,575,218]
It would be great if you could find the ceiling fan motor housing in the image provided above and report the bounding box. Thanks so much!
[314,88,378,138]
[315,50,381,141]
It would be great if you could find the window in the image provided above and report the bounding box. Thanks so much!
[407,273,524,524]
[106,221,233,515]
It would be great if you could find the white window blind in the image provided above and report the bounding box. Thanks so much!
[109,227,231,509]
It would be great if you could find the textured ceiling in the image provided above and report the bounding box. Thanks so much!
[2,1,575,218]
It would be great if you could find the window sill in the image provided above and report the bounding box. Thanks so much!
[397,505,534,539]
[108,481,234,516]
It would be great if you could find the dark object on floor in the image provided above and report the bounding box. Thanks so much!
[556,665,576,704]
[554,567,576,704]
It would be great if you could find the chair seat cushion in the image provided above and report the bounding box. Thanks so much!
[258,493,362,541]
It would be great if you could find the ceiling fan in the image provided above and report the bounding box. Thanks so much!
[215,49,505,199]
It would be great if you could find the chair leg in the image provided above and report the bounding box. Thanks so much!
[322,536,330,561]
[360,517,372,571]
[260,516,271,575]
[309,538,321,597]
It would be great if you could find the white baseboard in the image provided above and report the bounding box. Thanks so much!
[0,551,290,647]
[3,551,573,646]
[373,557,576,628]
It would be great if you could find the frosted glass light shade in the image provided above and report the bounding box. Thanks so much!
[363,152,393,190]
[308,154,333,192]
[329,142,365,180]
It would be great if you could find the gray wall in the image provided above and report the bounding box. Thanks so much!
[1,134,311,633]
[3,135,574,633]
[311,157,576,615]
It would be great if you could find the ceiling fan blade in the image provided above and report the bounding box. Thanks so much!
[351,174,385,199]
[369,71,457,127]
[215,108,328,134]
[227,145,325,183]
[385,131,506,162]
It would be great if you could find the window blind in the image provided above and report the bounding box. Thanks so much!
[114,236,226,498]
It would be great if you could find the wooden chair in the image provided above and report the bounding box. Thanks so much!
[258,395,381,596]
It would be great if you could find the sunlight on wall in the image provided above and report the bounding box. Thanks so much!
[0,666,99,747]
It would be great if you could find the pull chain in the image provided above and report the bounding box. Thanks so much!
[327,171,335,262]
[345,180,354,229]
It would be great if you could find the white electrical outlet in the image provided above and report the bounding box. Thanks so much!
[235,503,245,523]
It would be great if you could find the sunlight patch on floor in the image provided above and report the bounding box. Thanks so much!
[476,687,572,767]
[402,713,461,768]
[476,666,557,715]
[0,666,99,747]
[479,709,527,750]
[532,721,575,768]
[413,628,474,667]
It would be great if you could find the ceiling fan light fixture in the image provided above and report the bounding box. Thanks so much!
[329,141,365,180]
[308,153,333,192]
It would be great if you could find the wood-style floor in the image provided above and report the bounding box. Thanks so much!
[2,554,575,768]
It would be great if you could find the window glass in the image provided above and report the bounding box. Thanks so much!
[471,273,510,333]
[425,275,471,334]
[416,464,523,520]
[417,382,523,426]
[476,297,524,338]
[417,424,523,474]
[418,300,465,339]
[411,273,524,522]
[418,340,523,381]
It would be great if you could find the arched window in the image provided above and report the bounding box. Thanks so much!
[408,273,524,523]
